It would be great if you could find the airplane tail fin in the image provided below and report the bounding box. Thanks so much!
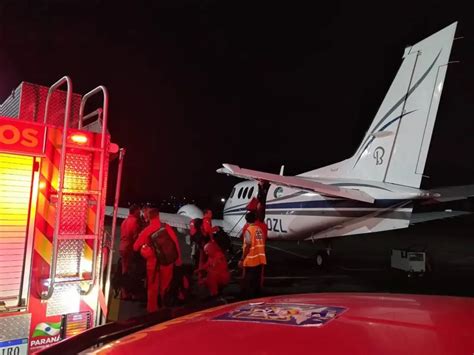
[307,23,457,188]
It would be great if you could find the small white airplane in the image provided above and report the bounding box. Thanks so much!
[107,22,473,243]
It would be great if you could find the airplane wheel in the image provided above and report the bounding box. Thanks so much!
[315,252,325,269]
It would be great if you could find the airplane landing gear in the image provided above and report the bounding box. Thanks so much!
[314,242,332,270]
[315,252,325,268]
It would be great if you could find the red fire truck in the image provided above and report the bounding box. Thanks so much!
[0,77,120,354]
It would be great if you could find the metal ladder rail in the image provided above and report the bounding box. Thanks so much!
[41,76,73,300]
[78,86,109,296]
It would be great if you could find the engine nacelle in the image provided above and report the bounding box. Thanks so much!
[176,204,203,234]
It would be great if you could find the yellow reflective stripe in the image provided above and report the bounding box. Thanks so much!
[37,191,56,228]
[40,157,59,191]
[91,175,99,190]
[245,254,267,259]
[249,245,265,250]
[87,209,96,232]
[34,227,52,263]
[84,243,93,261]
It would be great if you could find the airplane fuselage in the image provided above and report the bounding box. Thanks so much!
[223,179,425,240]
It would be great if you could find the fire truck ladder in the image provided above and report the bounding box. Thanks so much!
[41,77,109,300]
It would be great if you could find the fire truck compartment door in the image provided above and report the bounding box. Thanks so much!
[0,153,34,308]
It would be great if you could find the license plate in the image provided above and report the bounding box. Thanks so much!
[0,339,28,355]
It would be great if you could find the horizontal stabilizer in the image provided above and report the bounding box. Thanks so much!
[306,201,412,239]
[217,163,375,203]
[424,185,474,204]
[410,210,471,224]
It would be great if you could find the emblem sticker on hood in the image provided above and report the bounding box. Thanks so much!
[213,302,346,327]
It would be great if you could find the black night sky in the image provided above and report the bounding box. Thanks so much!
[1,1,473,212]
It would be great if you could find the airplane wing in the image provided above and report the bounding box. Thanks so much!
[217,163,375,204]
[105,206,128,219]
[104,206,236,236]
[104,206,191,229]
[160,212,192,230]
[156,214,236,235]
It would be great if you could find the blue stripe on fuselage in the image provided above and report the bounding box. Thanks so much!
[223,199,408,215]
[266,199,404,209]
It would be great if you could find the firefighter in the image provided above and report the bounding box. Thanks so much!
[199,209,218,278]
[246,181,269,222]
[240,212,268,244]
[195,241,230,297]
[246,196,259,215]
[133,208,182,312]
[256,180,270,222]
[191,218,210,284]
[119,204,141,299]
[242,181,269,243]
[189,218,203,270]
[239,211,267,299]
[202,209,219,241]
[141,204,151,227]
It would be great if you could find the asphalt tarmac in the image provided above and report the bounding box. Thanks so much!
[106,213,474,321]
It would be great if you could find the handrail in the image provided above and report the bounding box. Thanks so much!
[78,86,108,130]
[102,148,126,321]
[41,76,73,300]
[82,107,103,124]
[78,86,109,296]
[228,212,246,237]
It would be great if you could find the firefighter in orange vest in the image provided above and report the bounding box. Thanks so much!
[239,211,267,299]
[133,208,182,313]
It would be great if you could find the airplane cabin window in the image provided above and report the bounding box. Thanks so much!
[243,187,249,199]
[230,187,236,198]
[249,186,255,198]
[238,188,243,199]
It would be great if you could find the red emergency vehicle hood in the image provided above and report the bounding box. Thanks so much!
[93,293,474,355]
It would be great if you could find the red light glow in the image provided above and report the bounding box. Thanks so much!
[70,134,88,144]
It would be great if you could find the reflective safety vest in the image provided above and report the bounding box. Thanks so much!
[243,224,267,267]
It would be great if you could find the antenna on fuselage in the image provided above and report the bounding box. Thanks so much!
[279,165,285,176]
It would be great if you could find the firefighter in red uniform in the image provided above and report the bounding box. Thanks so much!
[239,211,267,299]
[199,209,219,280]
[195,241,230,297]
[246,181,269,222]
[133,208,182,313]
[141,204,151,226]
[119,204,141,299]
[242,181,269,242]
[202,209,219,241]
[256,180,270,222]
[246,196,259,214]
[189,218,204,270]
